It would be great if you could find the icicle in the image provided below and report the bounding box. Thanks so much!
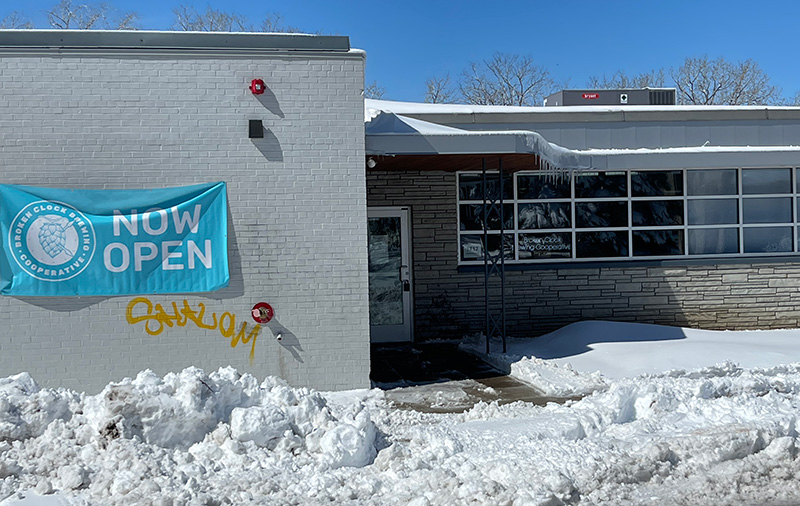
[520,131,592,183]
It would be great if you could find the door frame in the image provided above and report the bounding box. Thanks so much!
[367,206,414,343]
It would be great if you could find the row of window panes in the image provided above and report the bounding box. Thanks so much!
[459,168,799,202]
[460,228,797,261]
[457,168,800,262]
[460,198,800,231]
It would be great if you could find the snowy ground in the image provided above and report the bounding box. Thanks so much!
[4,321,800,505]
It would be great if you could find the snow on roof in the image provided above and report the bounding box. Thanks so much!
[366,112,593,170]
[366,98,800,117]
[582,145,800,155]
[365,100,800,171]
[365,110,466,135]
[366,99,546,118]
[365,110,800,171]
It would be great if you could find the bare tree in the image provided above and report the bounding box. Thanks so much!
[46,0,137,29]
[172,6,301,33]
[172,5,250,31]
[1,11,34,29]
[115,11,137,30]
[459,52,555,106]
[671,56,781,105]
[793,91,800,106]
[587,69,666,89]
[260,13,302,33]
[364,81,386,100]
[424,74,456,104]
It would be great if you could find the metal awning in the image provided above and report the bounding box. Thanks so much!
[366,112,591,171]
[365,111,800,172]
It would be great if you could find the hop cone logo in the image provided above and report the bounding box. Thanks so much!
[10,202,95,282]
[37,218,73,259]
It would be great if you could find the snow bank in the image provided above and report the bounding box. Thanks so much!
[5,321,800,505]
[82,367,376,467]
[449,361,800,505]
[0,367,377,505]
[0,373,80,443]
[2,361,800,505]
[464,321,800,397]
[462,333,608,397]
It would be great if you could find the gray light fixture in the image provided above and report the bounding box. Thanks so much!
[248,120,264,139]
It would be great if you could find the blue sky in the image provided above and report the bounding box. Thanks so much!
[6,0,800,102]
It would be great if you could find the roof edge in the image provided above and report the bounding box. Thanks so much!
[366,99,800,124]
[366,112,800,172]
[0,30,350,52]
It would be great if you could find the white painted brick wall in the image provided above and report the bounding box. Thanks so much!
[0,49,369,393]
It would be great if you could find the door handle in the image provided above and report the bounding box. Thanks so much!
[399,264,410,292]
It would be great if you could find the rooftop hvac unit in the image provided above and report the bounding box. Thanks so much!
[544,88,676,107]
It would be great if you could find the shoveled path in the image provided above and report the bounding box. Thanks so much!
[370,342,575,413]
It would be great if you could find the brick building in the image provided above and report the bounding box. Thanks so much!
[364,100,800,343]
[4,29,800,392]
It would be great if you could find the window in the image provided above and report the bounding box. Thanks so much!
[457,173,514,262]
[457,167,800,264]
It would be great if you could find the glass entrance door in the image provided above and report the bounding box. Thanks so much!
[368,207,412,343]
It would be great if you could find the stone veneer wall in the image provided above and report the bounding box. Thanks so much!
[367,169,800,340]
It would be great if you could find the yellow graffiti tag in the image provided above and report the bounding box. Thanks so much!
[126,297,260,364]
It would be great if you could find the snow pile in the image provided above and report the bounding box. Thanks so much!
[79,367,377,467]
[464,320,800,396]
[0,367,377,505]
[362,360,800,505]
[5,321,800,505]
[462,333,608,397]
[507,356,608,397]
[449,362,800,505]
[0,373,80,443]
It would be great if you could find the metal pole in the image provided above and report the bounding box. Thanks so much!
[499,157,507,354]
[482,158,490,355]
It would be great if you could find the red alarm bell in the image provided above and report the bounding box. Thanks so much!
[251,302,274,324]
[250,79,266,95]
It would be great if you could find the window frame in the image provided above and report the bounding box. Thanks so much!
[456,167,800,265]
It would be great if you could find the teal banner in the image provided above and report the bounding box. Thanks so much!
[0,182,228,296]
